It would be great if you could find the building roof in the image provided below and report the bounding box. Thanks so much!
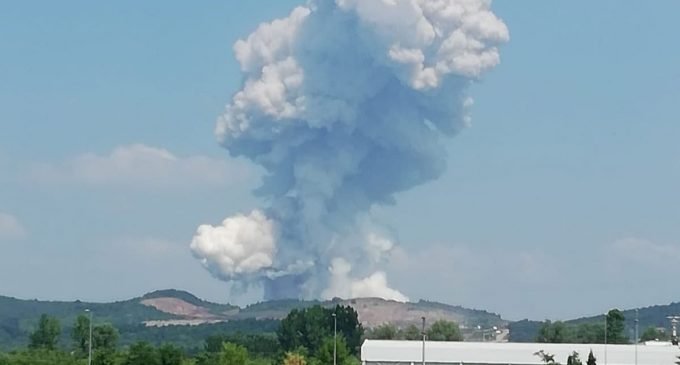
[361,340,680,365]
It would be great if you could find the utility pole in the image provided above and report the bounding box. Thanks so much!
[332,313,337,365]
[85,309,93,365]
[667,316,680,345]
[421,317,426,365]
[604,311,608,365]
[635,309,639,365]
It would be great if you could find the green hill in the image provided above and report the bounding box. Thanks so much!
[0,290,506,350]
[508,301,680,342]
[0,294,175,349]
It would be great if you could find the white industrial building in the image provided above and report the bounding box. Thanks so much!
[361,340,680,365]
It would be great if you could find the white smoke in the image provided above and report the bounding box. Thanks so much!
[322,257,409,302]
[192,0,508,300]
[190,210,277,280]
[365,233,395,264]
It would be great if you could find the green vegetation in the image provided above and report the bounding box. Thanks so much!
[365,320,462,341]
[0,294,279,352]
[0,289,508,352]
[639,326,670,341]
[532,310,628,344]
[587,350,596,365]
[534,350,588,365]
[415,301,504,329]
[0,294,173,350]
[0,304,363,365]
[277,305,363,356]
[566,351,582,365]
[29,314,61,350]
[427,320,463,341]
[509,305,679,343]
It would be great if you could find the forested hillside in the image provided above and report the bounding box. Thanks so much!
[509,302,680,343]
[0,289,505,351]
[0,302,476,365]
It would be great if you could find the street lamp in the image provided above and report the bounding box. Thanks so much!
[604,311,608,365]
[421,317,426,365]
[635,309,639,365]
[85,309,93,365]
[332,313,337,365]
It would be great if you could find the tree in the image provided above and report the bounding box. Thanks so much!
[125,341,160,365]
[277,305,363,356]
[0,349,82,365]
[606,309,628,344]
[401,325,422,340]
[278,307,326,355]
[640,326,669,342]
[29,314,61,350]
[93,324,119,351]
[195,352,220,365]
[283,352,307,365]
[366,324,398,340]
[574,323,603,343]
[534,350,557,364]
[567,351,582,365]
[220,342,248,365]
[315,336,353,365]
[159,344,184,365]
[205,335,226,353]
[586,350,596,365]
[201,333,278,359]
[86,323,119,365]
[333,305,364,354]
[72,314,91,355]
[427,320,463,341]
[536,321,571,343]
[94,349,120,365]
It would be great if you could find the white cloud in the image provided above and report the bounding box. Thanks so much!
[0,212,26,240]
[608,237,680,273]
[29,144,252,189]
[611,236,680,259]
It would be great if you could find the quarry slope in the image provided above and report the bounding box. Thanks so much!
[139,290,506,330]
[0,289,505,330]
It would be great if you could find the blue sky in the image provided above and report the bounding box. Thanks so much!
[1,1,679,320]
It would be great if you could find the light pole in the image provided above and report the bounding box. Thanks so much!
[478,326,486,342]
[604,311,608,365]
[421,317,426,365]
[85,309,93,365]
[332,313,337,365]
[634,309,639,365]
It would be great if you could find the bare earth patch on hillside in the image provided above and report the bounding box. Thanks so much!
[141,297,217,319]
[340,298,467,329]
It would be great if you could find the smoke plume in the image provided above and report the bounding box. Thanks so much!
[191,0,508,301]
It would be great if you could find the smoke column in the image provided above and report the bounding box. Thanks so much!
[191,0,508,301]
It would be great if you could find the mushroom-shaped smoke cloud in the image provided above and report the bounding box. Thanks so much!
[191,0,508,302]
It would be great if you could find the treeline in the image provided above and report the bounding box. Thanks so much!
[0,317,279,352]
[530,309,670,344]
[365,320,463,341]
[117,319,280,351]
[0,304,364,365]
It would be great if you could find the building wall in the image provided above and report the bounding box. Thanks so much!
[361,340,680,365]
